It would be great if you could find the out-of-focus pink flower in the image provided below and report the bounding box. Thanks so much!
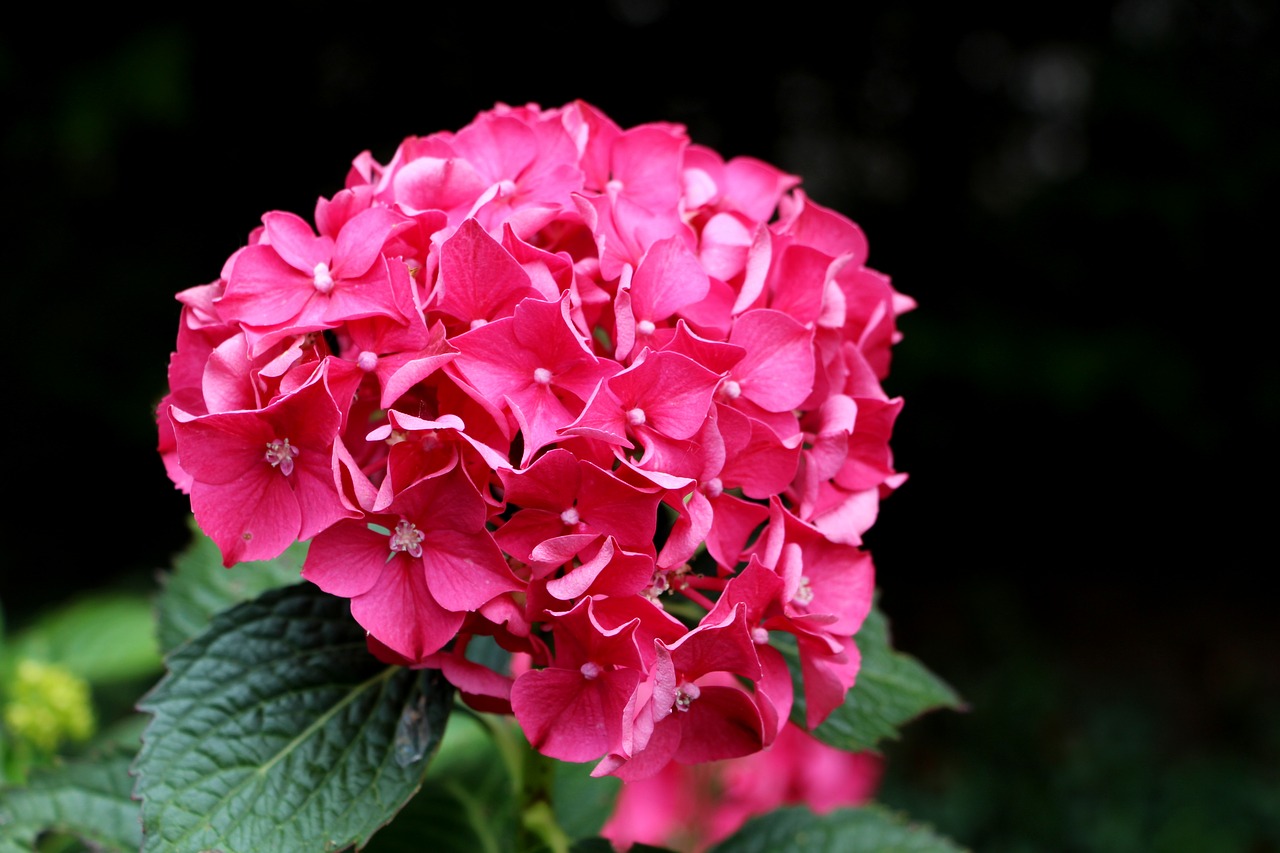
[601,722,883,851]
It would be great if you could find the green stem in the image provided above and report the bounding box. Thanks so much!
[466,708,571,853]
[518,746,571,853]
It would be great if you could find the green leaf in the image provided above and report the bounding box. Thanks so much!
[361,777,513,853]
[363,711,520,853]
[551,759,620,842]
[0,746,142,853]
[778,603,964,752]
[134,582,453,853]
[708,804,968,853]
[571,840,676,853]
[152,516,306,654]
[8,593,161,684]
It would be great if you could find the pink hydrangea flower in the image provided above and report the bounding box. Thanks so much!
[157,100,914,781]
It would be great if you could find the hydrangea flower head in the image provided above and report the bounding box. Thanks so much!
[158,100,912,780]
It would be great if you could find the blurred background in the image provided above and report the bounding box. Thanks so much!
[2,1,1276,849]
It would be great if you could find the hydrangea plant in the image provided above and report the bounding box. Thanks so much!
[1,100,963,853]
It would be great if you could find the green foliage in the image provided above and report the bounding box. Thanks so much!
[364,711,520,853]
[571,841,675,853]
[134,583,453,853]
[1,585,163,782]
[7,594,160,685]
[551,758,621,841]
[777,604,964,752]
[152,516,305,654]
[0,746,141,853]
[708,804,967,853]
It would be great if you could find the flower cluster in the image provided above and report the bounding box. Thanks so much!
[158,100,912,780]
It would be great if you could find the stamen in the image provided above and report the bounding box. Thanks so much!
[793,576,815,606]
[313,262,335,294]
[674,681,701,712]
[642,570,671,602]
[389,519,425,559]
[265,438,300,476]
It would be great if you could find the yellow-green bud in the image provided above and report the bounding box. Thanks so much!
[3,659,95,753]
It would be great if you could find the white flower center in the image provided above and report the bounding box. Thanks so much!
[580,661,602,680]
[626,407,646,426]
[358,351,379,372]
[265,438,299,476]
[636,319,656,336]
[560,507,580,526]
[313,262,335,294]
[389,519,425,559]
[721,379,742,400]
[533,367,553,385]
[793,575,815,606]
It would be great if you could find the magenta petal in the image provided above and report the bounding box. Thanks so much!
[673,684,767,764]
[512,668,640,762]
[437,218,535,324]
[798,632,861,729]
[393,155,488,214]
[262,211,330,272]
[630,235,709,323]
[301,519,393,599]
[423,528,521,611]
[608,351,721,441]
[331,206,402,278]
[350,554,464,663]
[531,533,599,565]
[190,472,300,567]
[170,407,272,485]
[730,309,816,413]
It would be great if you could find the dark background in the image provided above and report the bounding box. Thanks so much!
[3,2,1277,849]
